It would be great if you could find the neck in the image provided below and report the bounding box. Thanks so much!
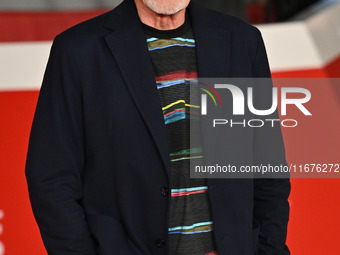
[134,0,187,30]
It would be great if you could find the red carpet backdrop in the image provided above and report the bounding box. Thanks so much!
[0,5,340,254]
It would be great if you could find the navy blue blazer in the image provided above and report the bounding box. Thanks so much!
[26,0,290,254]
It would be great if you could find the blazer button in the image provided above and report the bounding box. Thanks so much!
[161,187,169,197]
[155,239,166,248]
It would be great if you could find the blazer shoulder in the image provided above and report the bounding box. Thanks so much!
[54,0,131,45]
[54,10,112,43]
[216,11,261,39]
[197,6,268,74]
[208,9,264,57]
[190,1,261,38]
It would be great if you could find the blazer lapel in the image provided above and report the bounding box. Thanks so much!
[188,1,232,164]
[103,0,171,178]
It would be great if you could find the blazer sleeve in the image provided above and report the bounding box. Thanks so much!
[251,29,291,255]
[25,35,97,255]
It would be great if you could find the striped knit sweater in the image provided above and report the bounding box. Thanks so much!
[143,17,218,255]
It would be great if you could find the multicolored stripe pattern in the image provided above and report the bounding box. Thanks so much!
[155,70,197,89]
[168,221,213,235]
[162,99,200,125]
[169,147,203,163]
[147,37,195,51]
[145,19,218,255]
[171,185,208,197]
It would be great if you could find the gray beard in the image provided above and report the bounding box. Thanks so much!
[145,0,188,15]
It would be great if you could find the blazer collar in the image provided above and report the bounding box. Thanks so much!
[103,0,231,179]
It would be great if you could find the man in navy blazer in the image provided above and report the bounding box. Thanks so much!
[26,0,290,254]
